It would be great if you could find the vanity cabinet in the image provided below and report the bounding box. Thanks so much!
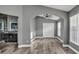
[1,33,17,42]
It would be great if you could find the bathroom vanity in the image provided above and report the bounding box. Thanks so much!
[0,13,18,42]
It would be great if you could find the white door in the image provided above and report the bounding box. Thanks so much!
[43,23,54,37]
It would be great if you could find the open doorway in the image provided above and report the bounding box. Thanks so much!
[30,13,61,39]
[0,13,18,43]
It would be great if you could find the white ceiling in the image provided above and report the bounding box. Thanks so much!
[38,14,60,20]
[44,5,76,12]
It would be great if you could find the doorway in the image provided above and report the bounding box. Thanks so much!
[0,13,18,43]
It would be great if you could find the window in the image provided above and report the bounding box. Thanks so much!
[57,22,61,37]
[70,13,79,46]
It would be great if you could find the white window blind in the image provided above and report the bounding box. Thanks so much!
[70,14,79,46]
[57,22,61,37]
[43,23,54,37]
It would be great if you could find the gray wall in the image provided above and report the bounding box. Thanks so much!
[69,5,79,51]
[57,18,64,41]
[30,16,36,38]
[23,5,69,45]
[0,5,69,46]
[35,16,57,37]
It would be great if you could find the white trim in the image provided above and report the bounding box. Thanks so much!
[70,40,79,46]
[18,44,31,48]
[6,42,17,44]
[63,44,69,47]
[0,40,5,43]
[63,44,79,54]
[56,36,64,43]
[31,36,54,42]
[0,41,17,45]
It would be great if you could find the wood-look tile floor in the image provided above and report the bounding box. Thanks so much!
[31,38,75,54]
[0,38,75,54]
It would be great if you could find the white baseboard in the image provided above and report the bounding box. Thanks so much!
[70,41,79,46]
[18,44,31,48]
[56,36,64,43]
[31,36,54,42]
[63,44,70,47]
[63,44,79,54]
[6,42,17,44]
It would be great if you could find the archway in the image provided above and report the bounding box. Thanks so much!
[30,13,64,42]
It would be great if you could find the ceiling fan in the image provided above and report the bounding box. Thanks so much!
[38,13,60,20]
